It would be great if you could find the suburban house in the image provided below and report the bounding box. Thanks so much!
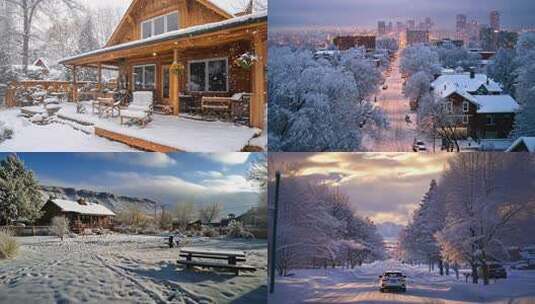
[37,198,116,231]
[506,137,535,152]
[59,0,267,130]
[431,71,519,139]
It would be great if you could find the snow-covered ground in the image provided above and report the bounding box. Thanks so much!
[270,260,535,303]
[0,102,261,152]
[0,234,267,304]
[0,107,135,152]
[364,51,419,152]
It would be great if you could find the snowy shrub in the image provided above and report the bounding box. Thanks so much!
[226,220,255,239]
[0,229,19,259]
[268,47,388,151]
[400,45,441,77]
[201,226,219,237]
[50,216,69,240]
[0,123,14,143]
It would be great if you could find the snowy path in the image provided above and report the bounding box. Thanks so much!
[0,235,267,304]
[270,260,535,304]
[365,51,418,152]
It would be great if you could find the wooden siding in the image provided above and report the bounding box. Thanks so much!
[107,0,228,47]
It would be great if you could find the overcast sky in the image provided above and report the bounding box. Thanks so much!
[80,0,131,10]
[269,0,535,29]
[271,153,452,225]
[4,153,264,216]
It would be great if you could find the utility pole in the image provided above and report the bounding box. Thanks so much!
[269,171,281,294]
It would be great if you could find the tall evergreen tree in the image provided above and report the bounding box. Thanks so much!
[0,155,44,225]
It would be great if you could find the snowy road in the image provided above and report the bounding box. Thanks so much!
[365,50,418,152]
[270,260,535,304]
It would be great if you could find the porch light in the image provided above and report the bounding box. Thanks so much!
[152,52,158,56]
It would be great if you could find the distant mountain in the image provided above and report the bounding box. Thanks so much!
[40,185,159,214]
[377,222,404,239]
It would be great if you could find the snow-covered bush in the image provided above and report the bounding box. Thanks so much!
[0,123,14,143]
[268,47,387,151]
[226,220,255,239]
[400,45,441,77]
[201,226,219,237]
[0,229,19,259]
[50,216,69,240]
[436,45,481,70]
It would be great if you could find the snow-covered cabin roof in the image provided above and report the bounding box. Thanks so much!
[506,137,535,152]
[33,58,49,71]
[60,12,266,65]
[431,73,503,96]
[472,95,519,114]
[49,199,116,216]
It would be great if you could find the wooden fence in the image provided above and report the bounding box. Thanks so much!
[0,226,52,236]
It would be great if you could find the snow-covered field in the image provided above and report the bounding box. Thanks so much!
[0,234,267,304]
[269,260,535,304]
[0,107,135,152]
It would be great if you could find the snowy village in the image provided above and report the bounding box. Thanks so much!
[268,152,535,303]
[0,0,267,152]
[0,152,268,303]
[268,1,535,152]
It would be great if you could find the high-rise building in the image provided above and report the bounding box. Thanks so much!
[456,14,467,39]
[378,21,386,36]
[480,26,497,51]
[425,17,433,31]
[387,21,393,33]
[408,19,416,30]
[406,30,429,46]
[490,10,500,31]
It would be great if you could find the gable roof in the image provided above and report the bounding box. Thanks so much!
[60,12,266,65]
[431,73,503,96]
[472,95,520,114]
[506,137,535,152]
[49,199,116,216]
[106,0,236,47]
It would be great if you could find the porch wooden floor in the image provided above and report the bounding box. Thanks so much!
[94,127,179,152]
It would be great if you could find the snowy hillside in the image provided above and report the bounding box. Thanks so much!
[40,185,159,214]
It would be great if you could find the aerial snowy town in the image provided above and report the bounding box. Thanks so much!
[269,7,535,152]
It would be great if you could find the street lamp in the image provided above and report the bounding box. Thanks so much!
[269,171,281,294]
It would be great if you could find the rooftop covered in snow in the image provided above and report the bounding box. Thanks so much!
[506,137,535,152]
[432,73,503,97]
[473,95,520,114]
[49,199,116,216]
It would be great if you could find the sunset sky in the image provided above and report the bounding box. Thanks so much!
[269,0,535,29]
[270,153,453,225]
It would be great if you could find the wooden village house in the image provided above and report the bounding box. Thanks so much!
[431,71,519,140]
[37,198,116,232]
[59,0,267,129]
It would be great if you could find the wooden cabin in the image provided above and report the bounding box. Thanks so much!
[37,198,116,231]
[59,0,267,128]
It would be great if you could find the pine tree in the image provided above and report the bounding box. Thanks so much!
[77,17,99,81]
[0,155,44,225]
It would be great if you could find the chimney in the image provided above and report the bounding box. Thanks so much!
[77,198,87,205]
[469,67,475,79]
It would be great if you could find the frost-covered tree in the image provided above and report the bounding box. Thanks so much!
[198,202,222,223]
[400,45,441,77]
[435,153,534,285]
[51,216,69,240]
[173,202,196,231]
[0,154,44,225]
[339,49,383,102]
[404,71,432,107]
[77,16,99,81]
[436,46,481,71]
[486,48,518,96]
[516,32,535,58]
[376,37,399,53]
[6,0,81,74]
[268,47,387,151]
[418,97,465,152]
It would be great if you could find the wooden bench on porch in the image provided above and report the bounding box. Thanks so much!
[177,247,256,275]
[201,96,232,118]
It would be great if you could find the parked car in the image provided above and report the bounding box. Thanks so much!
[478,263,507,279]
[379,271,407,292]
[413,139,427,152]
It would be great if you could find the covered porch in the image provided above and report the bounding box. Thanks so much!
[59,13,267,129]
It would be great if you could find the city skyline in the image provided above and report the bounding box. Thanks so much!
[270,0,535,30]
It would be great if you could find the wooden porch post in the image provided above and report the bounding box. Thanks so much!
[251,32,266,129]
[170,49,180,115]
[97,63,102,93]
[72,65,78,103]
